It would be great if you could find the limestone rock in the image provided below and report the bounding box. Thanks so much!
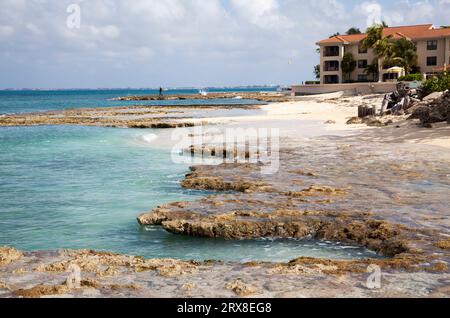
[0,247,23,266]
[225,279,258,296]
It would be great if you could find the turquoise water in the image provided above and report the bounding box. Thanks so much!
[0,88,270,114]
[0,125,379,261]
[0,89,380,262]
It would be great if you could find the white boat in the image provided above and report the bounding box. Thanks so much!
[199,89,208,96]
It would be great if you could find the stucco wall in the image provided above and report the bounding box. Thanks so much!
[291,82,397,96]
[344,44,377,82]
[416,38,447,74]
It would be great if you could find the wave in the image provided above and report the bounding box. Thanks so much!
[137,133,159,144]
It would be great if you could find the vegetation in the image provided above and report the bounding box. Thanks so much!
[364,60,379,82]
[329,32,340,38]
[361,24,418,81]
[341,53,357,82]
[346,27,362,35]
[329,27,361,38]
[422,72,450,96]
[361,24,394,82]
[314,64,321,80]
[388,38,419,75]
[305,81,321,85]
[398,74,423,82]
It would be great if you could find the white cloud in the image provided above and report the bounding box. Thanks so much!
[26,23,45,36]
[0,0,449,88]
[355,2,383,27]
[230,0,294,29]
[89,25,120,39]
[0,25,14,37]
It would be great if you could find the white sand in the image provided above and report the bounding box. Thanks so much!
[189,94,450,150]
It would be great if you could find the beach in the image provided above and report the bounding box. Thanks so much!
[1,92,450,298]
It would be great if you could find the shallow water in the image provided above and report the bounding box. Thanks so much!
[0,125,379,261]
[0,88,268,114]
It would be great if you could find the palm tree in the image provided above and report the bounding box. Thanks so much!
[364,60,379,82]
[361,24,395,82]
[388,38,418,75]
[341,53,357,82]
[314,64,320,80]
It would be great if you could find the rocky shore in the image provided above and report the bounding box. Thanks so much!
[114,92,292,103]
[1,93,449,298]
[0,104,261,128]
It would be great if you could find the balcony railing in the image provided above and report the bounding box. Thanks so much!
[324,51,340,57]
[323,46,340,57]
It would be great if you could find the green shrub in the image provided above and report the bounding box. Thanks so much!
[398,73,423,82]
[305,81,320,85]
[422,72,450,96]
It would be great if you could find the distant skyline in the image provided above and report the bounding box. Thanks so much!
[1,0,449,89]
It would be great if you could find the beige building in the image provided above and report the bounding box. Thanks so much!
[317,24,450,84]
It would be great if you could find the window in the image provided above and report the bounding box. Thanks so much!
[427,56,437,66]
[324,60,339,71]
[427,40,437,50]
[324,46,340,57]
[358,60,368,69]
[358,46,367,54]
[383,73,399,81]
[358,74,368,82]
[324,75,339,84]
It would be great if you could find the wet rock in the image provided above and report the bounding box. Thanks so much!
[115,92,291,103]
[0,281,9,290]
[181,283,197,292]
[346,117,363,125]
[286,185,347,197]
[181,174,272,193]
[0,247,23,266]
[225,279,258,296]
[289,170,317,177]
[365,118,387,127]
[13,284,69,298]
[36,249,198,278]
[435,240,450,250]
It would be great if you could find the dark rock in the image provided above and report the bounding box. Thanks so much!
[364,118,386,127]
[409,90,449,125]
[346,117,363,125]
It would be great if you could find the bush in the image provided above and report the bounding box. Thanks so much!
[305,81,320,85]
[398,73,423,82]
[422,72,450,96]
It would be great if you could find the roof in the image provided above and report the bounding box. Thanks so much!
[317,24,450,45]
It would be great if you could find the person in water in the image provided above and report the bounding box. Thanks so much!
[159,87,163,97]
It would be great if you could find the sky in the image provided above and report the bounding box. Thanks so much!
[0,0,449,89]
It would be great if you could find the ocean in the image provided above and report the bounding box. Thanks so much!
[0,88,271,115]
[0,88,379,261]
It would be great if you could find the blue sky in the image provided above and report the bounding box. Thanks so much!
[0,0,449,89]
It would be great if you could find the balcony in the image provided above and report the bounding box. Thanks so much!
[324,61,339,72]
[323,46,340,57]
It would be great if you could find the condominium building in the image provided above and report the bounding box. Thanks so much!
[317,24,450,84]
